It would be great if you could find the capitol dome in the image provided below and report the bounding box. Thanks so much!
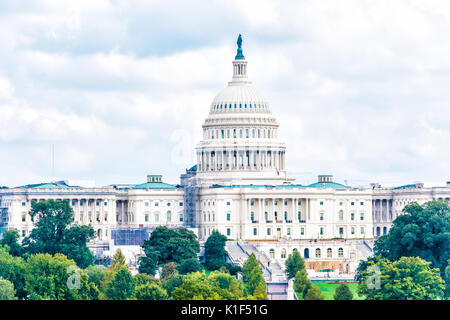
[195,34,289,186]
[210,82,270,114]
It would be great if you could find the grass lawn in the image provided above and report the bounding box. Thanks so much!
[312,282,364,300]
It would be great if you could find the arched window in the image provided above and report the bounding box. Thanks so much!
[304,248,309,259]
[338,248,344,258]
[376,227,380,236]
[327,248,332,258]
[269,249,275,259]
[281,248,287,259]
[383,226,387,234]
[167,211,172,222]
[339,210,343,221]
[315,248,321,258]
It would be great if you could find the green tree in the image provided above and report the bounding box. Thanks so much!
[305,284,324,300]
[357,256,445,300]
[135,283,168,300]
[24,253,79,300]
[374,201,450,275]
[76,271,100,300]
[208,271,245,299]
[134,273,159,287]
[204,230,227,270]
[285,250,305,279]
[241,253,259,280]
[22,200,95,268]
[110,249,127,271]
[105,266,135,300]
[85,265,106,288]
[0,229,23,257]
[293,269,312,299]
[0,246,27,299]
[177,258,203,275]
[161,262,177,280]
[251,281,268,300]
[334,283,353,300]
[161,274,183,296]
[0,277,17,300]
[139,226,200,274]
[445,260,450,298]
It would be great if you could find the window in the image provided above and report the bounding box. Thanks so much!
[104,202,107,206]
[339,227,344,236]
[315,248,321,258]
[22,214,26,222]
[351,202,355,206]
[227,228,231,236]
[274,201,278,205]
[339,210,343,221]
[338,248,344,258]
[253,228,257,236]
[281,249,287,259]
[22,202,26,206]
[227,213,231,221]
[320,201,324,205]
[250,201,254,206]
[351,212,355,220]
[145,214,149,222]
[327,248,332,258]
[155,202,159,207]
[320,212,324,220]
[250,212,254,221]
[167,202,171,206]
[226,201,230,206]
[179,202,183,206]
[360,227,365,234]
[269,249,275,259]
[167,211,172,222]
[351,227,355,235]
[267,228,271,236]
[298,211,301,221]
[287,228,291,236]
[360,213,364,220]
[360,202,364,206]
[155,213,159,222]
[22,230,26,237]
[284,201,287,205]
[320,227,324,235]
[298,200,301,205]
[300,228,305,235]
[179,214,184,222]
[145,202,149,207]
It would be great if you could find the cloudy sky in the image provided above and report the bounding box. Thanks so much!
[0,0,449,188]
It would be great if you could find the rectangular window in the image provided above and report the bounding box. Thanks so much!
[267,228,271,236]
[145,214,149,222]
[360,213,364,221]
[360,202,364,206]
[22,202,26,206]
[179,202,183,206]
[351,202,355,206]
[226,202,230,206]
[226,213,231,221]
[339,227,344,235]
[253,228,257,236]
[298,201,301,205]
[104,202,107,206]
[320,227,324,235]
[145,202,149,207]
[179,214,183,222]
[301,228,305,235]
[287,228,291,236]
[351,227,355,235]
[320,201,324,205]
[361,227,365,234]
[227,228,231,236]
[155,202,159,206]
[284,201,287,205]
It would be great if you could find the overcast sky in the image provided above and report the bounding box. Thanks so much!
[0,0,449,188]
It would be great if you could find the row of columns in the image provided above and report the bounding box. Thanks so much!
[198,149,285,172]
[244,198,309,224]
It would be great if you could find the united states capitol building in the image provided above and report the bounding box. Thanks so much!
[1,36,449,276]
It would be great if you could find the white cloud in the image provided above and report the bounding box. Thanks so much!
[0,0,449,187]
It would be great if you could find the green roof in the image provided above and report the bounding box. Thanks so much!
[306,182,350,189]
[133,182,178,190]
[16,181,79,189]
[393,184,418,190]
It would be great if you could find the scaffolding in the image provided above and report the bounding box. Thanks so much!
[111,226,152,246]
